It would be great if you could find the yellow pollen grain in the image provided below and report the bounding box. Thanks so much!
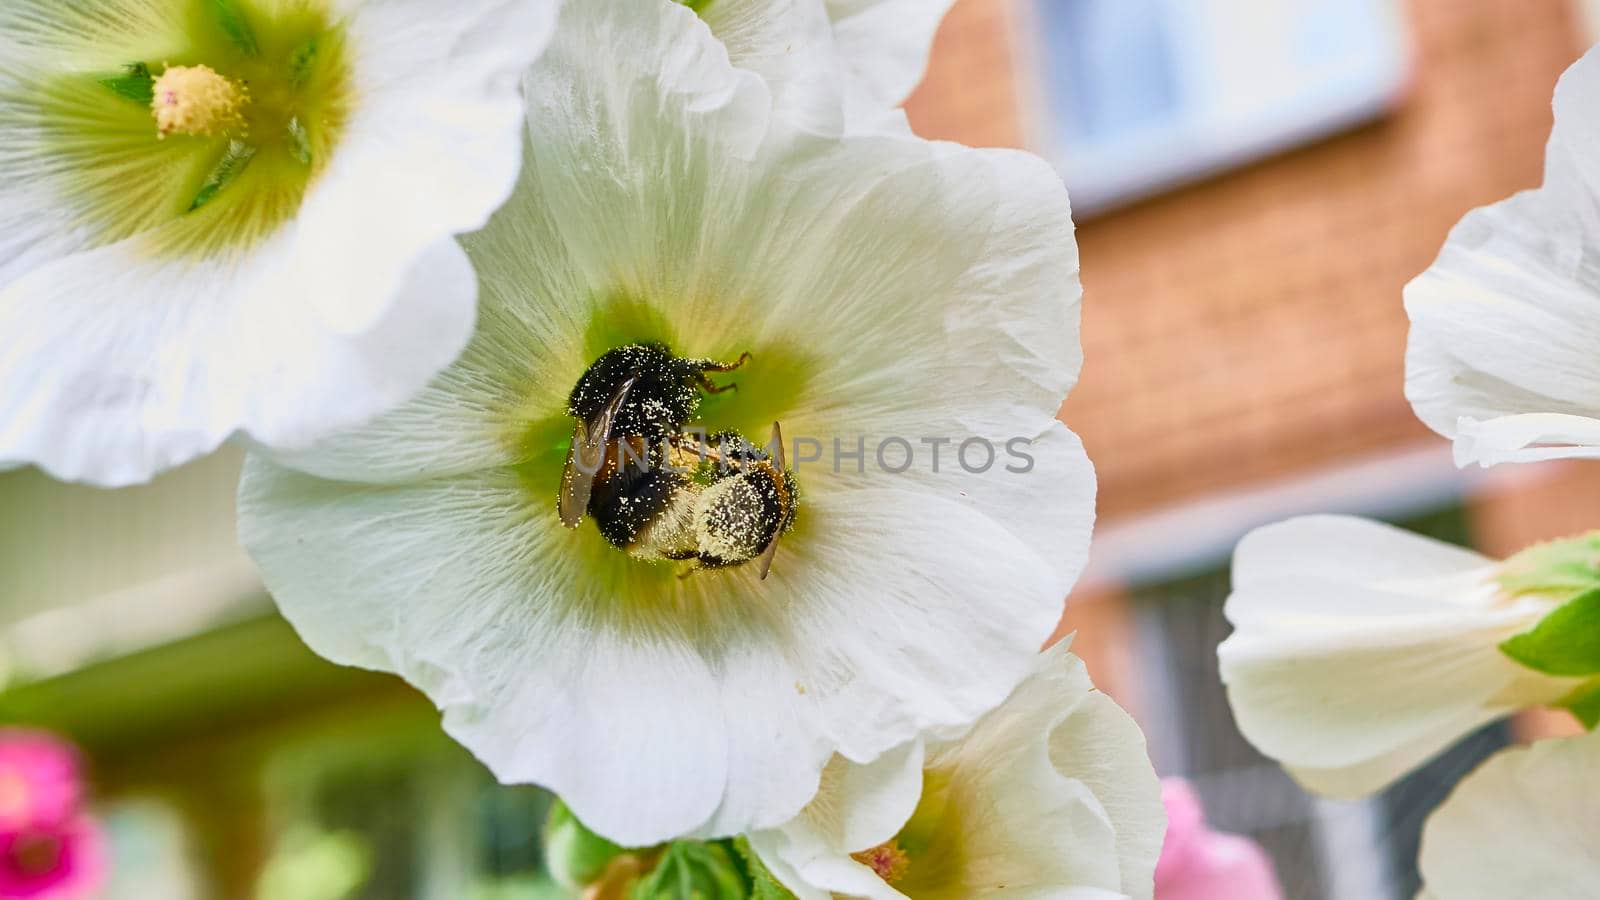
[151,64,246,139]
[852,840,911,885]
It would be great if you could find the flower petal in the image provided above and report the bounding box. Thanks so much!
[753,649,1163,900]
[823,0,956,106]
[0,0,552,484]
[1418,731,1600,900]
[240,455,1066,844]
[1220,516,1572,798]
[1404,47,1600,466]
[242,0,1088,845]
[0,231,479,486]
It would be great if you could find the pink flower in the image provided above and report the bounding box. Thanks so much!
[0,733,81,833]
[1156,778,1283,900]
[0,815,106,900]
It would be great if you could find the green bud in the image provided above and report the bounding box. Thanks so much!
[732,837,798,900]
[543,800,629,890]
[1496,532,1600,599]
[630,842,746,900]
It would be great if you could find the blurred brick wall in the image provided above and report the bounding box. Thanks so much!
[907,0,1589,523]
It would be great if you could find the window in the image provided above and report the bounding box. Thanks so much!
[1031,0,1409,213]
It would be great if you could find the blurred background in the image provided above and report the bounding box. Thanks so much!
[5,0,1600,897]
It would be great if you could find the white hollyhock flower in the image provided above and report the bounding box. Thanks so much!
[748,647,1165,900]
[0,0,556,486]
[1417,729,1600,900]
[693,0,956,133]
[238,0,1093,848]
[1404,45,1600,467]
[1218,516,1583,799]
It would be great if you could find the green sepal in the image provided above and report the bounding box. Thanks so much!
[732,837,797,900]
[678,0,715,12]
[209,0,261,56]
[1557,678,1600,730]
[99,63,154,105]
[1500,586,1600,677]
[189,140,258,212]
[542,799,629,890]
[1497,532,1600,598]
[630,842,746,900]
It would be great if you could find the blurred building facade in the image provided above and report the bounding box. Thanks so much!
[3,1,1598,898]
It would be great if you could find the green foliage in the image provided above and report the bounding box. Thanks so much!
[678,0,715,12]
[1558,678,1600,730]
[1500,587,1600,677]
[543,800,629,890]
[99,62,154,104]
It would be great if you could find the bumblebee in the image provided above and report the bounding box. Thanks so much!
[559,343,799,578]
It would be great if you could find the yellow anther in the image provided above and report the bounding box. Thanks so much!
[151,64,246,138]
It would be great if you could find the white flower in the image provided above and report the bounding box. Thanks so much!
[0,0,556,485]
[694,0,956,133]
[1217,516,1581,798]
[238,0,1093,848]
[1418,729,1600,900]
[1404,45,1600,468]
[748,647,1165,900]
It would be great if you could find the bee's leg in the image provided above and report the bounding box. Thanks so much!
[676,561,702,580]
[701,351,753,374]
[697,374,739,394]
[695,351,753,393]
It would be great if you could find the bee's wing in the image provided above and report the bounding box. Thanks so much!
[559,376,637,528]
[757,420,786,580]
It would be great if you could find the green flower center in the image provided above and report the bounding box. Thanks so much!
[34,0,352,258]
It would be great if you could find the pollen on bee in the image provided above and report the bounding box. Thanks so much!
[151,64,246,139]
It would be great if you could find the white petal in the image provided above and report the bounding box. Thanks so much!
[242,0,1088,845]
[1220,517,1572,798]
[1232,515,1490,587]
[301,0,558,333]
[1451,413,1600,467]
[0,0,553,484]
[1404,47,1600,465]
[0,233,477,486]
[240,456,1067,845]
[1419,731,1600,900]
[700,0,848,135]
[824,0,956,106]
[753,650,1162,900]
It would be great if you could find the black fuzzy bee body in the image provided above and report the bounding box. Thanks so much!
[559,343,797,578]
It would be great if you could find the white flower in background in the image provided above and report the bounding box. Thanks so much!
[1404,45,1600,468]
[748,647,1165,900]
[239,0,1093,848]
[1417,729,1600,900]
[692,0,957,133]
[1218,516,1591,799]
[0,0,556,486]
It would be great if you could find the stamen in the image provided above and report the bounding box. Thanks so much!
[852,840,911,885]
[151,65,246,138]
